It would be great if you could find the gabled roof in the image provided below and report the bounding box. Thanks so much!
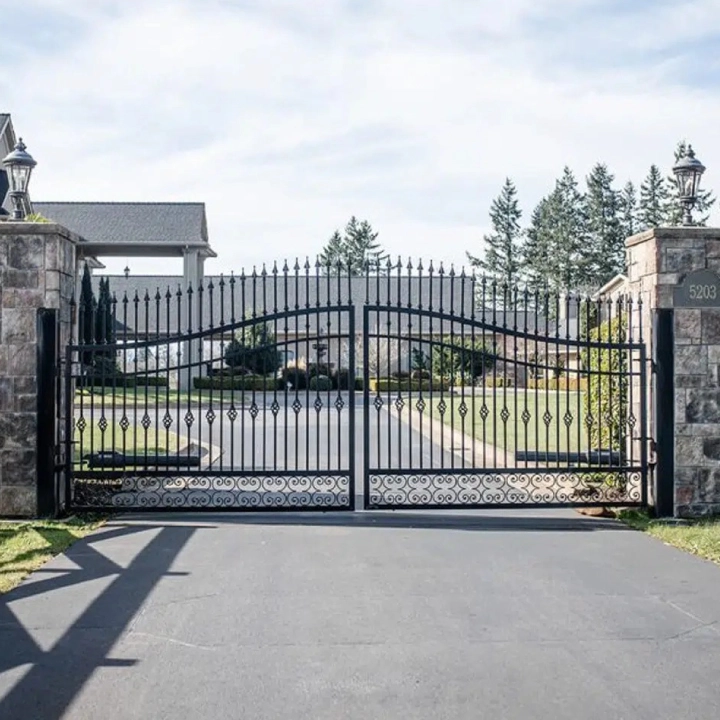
[593,273,628,299]
[32,201,216,258]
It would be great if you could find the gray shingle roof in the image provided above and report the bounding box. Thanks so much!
[32,202,209,246]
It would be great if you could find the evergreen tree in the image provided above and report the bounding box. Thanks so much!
[619,181,638,242]
[467,178,523,292]
[665,140,716,226]
[318,230,345,271]
[79,263,96,367]
[585,163,624,285]
[522,197,553,291]
[543,167,589,290]
[318,217,387,275]
[638,164,669,229]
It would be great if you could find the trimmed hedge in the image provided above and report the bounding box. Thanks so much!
[370,377,449,393]
[483,377,513,388]
[309,375,333,391]
[80,375,168,388]
[193,375,279,391]
[527,378,587,391]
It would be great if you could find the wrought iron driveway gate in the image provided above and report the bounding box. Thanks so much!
[62,259,648,512]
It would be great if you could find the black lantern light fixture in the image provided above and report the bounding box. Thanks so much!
[673,145,706,226]
[1,138,37,220]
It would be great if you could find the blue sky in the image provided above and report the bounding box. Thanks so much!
[2,0,720,275]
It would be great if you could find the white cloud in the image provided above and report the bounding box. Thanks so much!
[3,0,720,276]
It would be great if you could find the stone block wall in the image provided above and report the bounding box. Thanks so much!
[0,223,78,516]
[626,227,720,516]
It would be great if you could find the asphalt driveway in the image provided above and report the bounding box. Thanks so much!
[2,510,720,719]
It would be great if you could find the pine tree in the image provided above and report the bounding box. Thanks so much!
[585,163,624,285]
[318,216,387,275]
[467,178,523,291]
[79,263,96,367]
[619,181,638,242]
[522,197,553,291]
[318,230,345,272]
[545,167,588,290]
[665,140,716,226]
[638,165,670,229]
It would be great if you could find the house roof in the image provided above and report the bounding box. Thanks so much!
[593,273,628,299]
[32,201,216,258]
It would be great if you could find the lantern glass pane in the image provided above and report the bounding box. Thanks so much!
[8,164,31,193]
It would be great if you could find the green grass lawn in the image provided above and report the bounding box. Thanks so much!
[75,423,182,467]
[430,390,588,453]
[0,517,105,594]
[76,387,271,406]
[618,510,720,565]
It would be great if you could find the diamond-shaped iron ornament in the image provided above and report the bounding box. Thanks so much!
[416,398,426,413]
[206,408,217,424]
[162,412,173,430]
[585,412,595,429]
[437,400,447,416]
[627,413,637,428]
[394,396,405,412]
[543,410,553,426]
[373,395,384,411]
[76,416,87,433]
[314,397,323,413]
[563,410,574,428]
[98,416,108,433]
[141,414,152,430]
[270,400,280,416]
[458,402,468,418]
[480,404,489,421]
[500,407,510,424]
[227,405,238,422]
[184,410,195,427]
[521,408,531,425]
[292,398,302,414]
[249,403,259,419]
[120,415,131,432]
[334,395,345,412]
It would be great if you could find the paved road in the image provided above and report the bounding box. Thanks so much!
[2,510,720,719]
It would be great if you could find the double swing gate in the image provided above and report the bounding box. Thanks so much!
[61,259,649,512]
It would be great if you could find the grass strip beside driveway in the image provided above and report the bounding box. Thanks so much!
[618,510,720,565]
[0,516,105,594]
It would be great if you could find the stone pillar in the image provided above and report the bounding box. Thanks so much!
[626,227,720,517]
[0,222,79,516]
[179,248,205,390]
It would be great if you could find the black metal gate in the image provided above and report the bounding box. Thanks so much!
[362,267,648,510]
[65,264,356,511]
[61,259,648,512]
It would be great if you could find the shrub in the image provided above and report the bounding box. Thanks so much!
[411,369,431,380]
[527,378,587,391]
[483,377,514,388]
[309,375,333,391]
[370,377,449,393]
[307,363,332,377]
[579,314,628,495]
[392,370,411,379]
[354,377,364,391]
[335,368,354,390]
[193,375,278,391]
[279,366,308,390]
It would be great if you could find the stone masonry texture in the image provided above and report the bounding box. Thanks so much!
[626,227,720,516]
[0,223,78,516]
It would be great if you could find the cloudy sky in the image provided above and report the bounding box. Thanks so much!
[3,0,720,276]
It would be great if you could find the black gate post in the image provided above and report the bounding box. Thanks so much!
[37,308,59,517]
[653,308,674,517]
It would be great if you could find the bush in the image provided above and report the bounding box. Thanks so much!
[411,369,431,380]
[370,377,449,393]
[527,378,587,391]
[279,366,308,390]
[307,363,332,377]
[484,377,513,388]
[354,377,364,391]
[309,374,333,391]
[193,375,278,391]
[335,368,354,390]
[392,370,411,379]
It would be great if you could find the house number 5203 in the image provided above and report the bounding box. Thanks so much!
[688,284,718,300]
